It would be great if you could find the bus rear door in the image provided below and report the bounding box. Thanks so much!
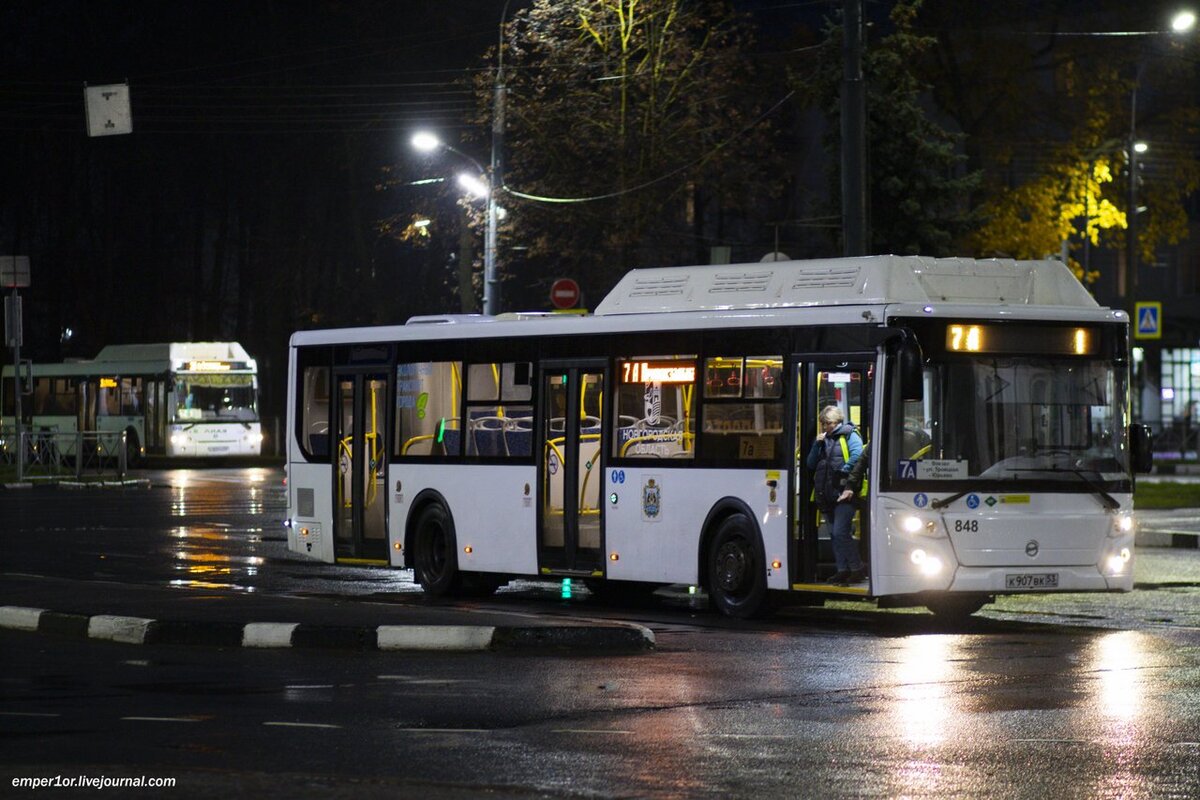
[333,371,389,563]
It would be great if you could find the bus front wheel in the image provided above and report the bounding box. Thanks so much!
[413,504,461,597]
[706,512,768,619]
[925,595,988,620]
[123,429,141,468]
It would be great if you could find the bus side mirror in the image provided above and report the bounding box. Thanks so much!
[1129,424,1153,474]
[898,338,924,402]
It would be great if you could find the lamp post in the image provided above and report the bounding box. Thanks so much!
[411,132,499,315]
[1124,9,1195,422]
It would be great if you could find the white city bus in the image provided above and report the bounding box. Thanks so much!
[2,342,263,462]
[284,256,1152,618]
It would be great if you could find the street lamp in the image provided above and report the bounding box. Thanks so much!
[1124,8,1195,422]
[410,131,500,315]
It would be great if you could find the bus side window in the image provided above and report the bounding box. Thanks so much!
[301,364,330,459]
[465,362,533,457]
[396,361,462,457]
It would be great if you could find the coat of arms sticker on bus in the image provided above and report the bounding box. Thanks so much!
[642,477,662,522]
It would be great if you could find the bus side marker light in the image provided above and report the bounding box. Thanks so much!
[300,527,310,538]
[463,546,473,554]
[610,552,619,561]
[393,542,402,551]
[771,560,782,570]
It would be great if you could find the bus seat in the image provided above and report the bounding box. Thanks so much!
[471,416,507,456]
[505,417,533,457]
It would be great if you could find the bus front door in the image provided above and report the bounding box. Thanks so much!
[538,366,605,577]
[333,372,388,563]
[795,360,873,585]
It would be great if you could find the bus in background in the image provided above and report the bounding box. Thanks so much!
[2,341,263,462]
[283,256,1153,619]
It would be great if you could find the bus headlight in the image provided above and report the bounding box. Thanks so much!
[910,548,944,576]
[1104,547,1132,575]
[901,514,938,536]
[170,433,186,446]
[1112,513,1135,536]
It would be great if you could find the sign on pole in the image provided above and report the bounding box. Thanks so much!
[550,277,581,310]
[1134,301,1162,340]
[0,255,30,288]
[85,83,133,137]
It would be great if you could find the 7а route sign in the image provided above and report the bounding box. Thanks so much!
[1135,301,1162,340]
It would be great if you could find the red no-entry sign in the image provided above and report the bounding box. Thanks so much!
[550,277,580,309]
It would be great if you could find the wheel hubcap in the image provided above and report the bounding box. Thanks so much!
[716,541,748,593]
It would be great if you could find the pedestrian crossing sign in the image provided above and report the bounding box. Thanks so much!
[1134,301,1161,340]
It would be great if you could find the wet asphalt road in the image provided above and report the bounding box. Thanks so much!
[2,468,1200,798]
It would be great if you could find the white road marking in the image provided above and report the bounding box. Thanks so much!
[263,721,342,729]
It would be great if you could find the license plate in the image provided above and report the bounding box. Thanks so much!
[1005,573,1059,589]
[209,446,229,453]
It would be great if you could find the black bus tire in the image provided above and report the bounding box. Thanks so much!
[925,595,988,620]
[413,503,461,596]
[706,512,769,619]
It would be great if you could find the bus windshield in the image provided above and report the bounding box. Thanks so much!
[887,356,1130,490]
[175,375,258,422]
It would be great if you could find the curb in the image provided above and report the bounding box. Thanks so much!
[2,479,150,490]
[0,605,655,654]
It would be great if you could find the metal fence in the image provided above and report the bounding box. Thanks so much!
[0,429,128,481]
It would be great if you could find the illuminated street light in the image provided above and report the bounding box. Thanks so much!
[410,131,441,153]
[1134,141,1149,154]
[1172,10,1196,32]
[410,130,500,315]
[457,172,489,199]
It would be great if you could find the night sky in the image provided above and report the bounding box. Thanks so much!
[2,1,1194,424]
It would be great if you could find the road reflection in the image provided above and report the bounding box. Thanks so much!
[887,634,963,795]
[1089,630,1152,799]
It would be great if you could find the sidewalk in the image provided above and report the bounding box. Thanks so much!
[0,574,655,654]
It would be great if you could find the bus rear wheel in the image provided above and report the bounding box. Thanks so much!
[706,512,768,619]
[413,504,461,597]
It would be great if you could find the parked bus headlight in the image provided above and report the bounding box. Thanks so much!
[1113,513,1135,536]
[171,433,186,446]
[910,548,943,576]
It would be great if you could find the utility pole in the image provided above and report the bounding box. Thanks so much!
[485,0,512,317]
[841,0,868,257]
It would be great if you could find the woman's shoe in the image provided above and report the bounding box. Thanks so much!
[847,568,868,583]
[828,570,850,585]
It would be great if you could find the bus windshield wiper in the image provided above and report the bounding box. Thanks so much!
[1004,467,1120,511]
[931,490,971,510]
